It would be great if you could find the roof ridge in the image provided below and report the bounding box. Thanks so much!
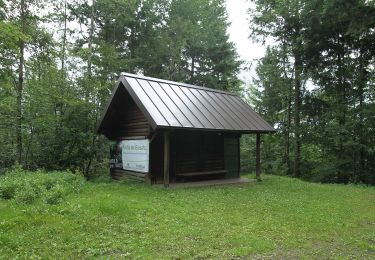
[120,72,237,96]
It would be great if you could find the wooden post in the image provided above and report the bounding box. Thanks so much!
[163,131,170,187]
[256,133,261,181]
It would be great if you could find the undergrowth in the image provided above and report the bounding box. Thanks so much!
[0,167,85,205]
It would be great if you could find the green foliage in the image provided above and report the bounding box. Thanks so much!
[240,135,256,172]
[249,0,375,184]
[14,184,39,204]
[0,175,374,258]
[72,0,242,91]
[0,168,85,204]
[44,184,65,205]
[0,0,241,178]
[164,0,242,92]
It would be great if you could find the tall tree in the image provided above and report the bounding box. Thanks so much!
[249,0,307,176]
[303,0,375,183]
[252,47,294,174]
[1,0,49,165]
[15,0,26,164]
[249,0,375,184]
[166,0,242,92]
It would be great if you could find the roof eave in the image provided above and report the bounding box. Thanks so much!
[154,125,276,134]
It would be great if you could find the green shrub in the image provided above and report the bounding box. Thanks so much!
[43,178,56,190]
[14,184,38,204]
[0,180,17,199]
[0,168,85,205]
[44,185,65,205]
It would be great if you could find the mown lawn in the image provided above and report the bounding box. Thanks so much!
[0,174,374,259]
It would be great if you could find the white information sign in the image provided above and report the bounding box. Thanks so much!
[121,139,149,173]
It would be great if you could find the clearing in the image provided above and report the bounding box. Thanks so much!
[0,175,374,259]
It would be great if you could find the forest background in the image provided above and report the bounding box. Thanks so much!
[0,0,374,184]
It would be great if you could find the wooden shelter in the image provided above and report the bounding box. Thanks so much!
[96,73,275,186]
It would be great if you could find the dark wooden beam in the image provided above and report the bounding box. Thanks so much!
[256,133,261,181]
[163,131,170,187]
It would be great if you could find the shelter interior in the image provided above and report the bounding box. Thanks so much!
[150,131,241,184]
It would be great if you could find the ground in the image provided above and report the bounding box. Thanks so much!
[0,175,374,259]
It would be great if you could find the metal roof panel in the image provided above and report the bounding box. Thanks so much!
[149,81,193,128]
[170,84,215,129]
[180,87,225,129]
[193,89,235,130]
[98,73,276,133]
[161,83,205,128]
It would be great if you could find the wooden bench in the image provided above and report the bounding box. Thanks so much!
[175,170,228,177]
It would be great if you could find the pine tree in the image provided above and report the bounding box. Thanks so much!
[249,0,307,176]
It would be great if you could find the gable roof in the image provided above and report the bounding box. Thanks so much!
[97,72,276,134]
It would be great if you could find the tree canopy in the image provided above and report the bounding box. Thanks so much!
[248,0,375,184]
[0,0,241,177]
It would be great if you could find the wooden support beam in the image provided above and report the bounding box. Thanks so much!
[256,133,261,181]
[163,131,170,187]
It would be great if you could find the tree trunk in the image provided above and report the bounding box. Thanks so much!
[84,0,96,177]
[85,102,100,178]
[16,0,26,165]
[293,50,302,177]
[164,131,170,187]
[256,133,261,181]
[357,52,366,183]
[190,55,195,80]
[336,42,348,183]
[16,53,23,164]
[61,0,67,72]
[281,40,291,174]
[284,95,291,173]
[87,0,95,81]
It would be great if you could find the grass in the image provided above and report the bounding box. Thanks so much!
[0,174,374,259]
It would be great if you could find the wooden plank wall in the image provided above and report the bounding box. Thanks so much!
[200,134,225,172]
[170,132,224,175]
[172,133,200,174]
[113,99,150,138]
[102,84,150,140]
[110,168,147,181]
[105,85,151,181]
